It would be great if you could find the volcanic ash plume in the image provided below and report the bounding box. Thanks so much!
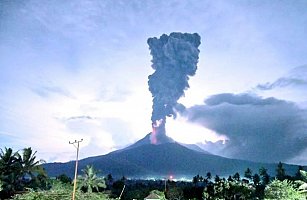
[147,32,201,144]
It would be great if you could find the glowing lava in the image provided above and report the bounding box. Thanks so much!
[150,119,164,144]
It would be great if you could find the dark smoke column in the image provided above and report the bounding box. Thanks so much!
[147,32,201,144]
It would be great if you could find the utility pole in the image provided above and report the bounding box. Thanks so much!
[69,139,83,200]
[119,185,125,199]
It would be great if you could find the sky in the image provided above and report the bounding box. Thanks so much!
[0,0,306,165]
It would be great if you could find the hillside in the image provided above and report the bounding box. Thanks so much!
[43,141,300,179]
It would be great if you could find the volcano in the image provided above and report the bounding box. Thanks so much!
[43,133,300,179]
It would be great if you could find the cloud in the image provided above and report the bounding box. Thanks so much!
[287,148,307,166]
[196,140,228,156]
[62,115,137,158]
[256,65,307,90]
[97,86,131,102]
[66,115,94,121]
[255,65,307,107]
[32,85,74,99]
[256,77,307,90]
[182,93,307,163]
[0,63,150,162]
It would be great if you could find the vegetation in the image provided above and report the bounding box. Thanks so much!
[13,181,110,200]
[77,165,106,193]
[11,165,110,200]
[1,146,306,200]
[0,147,47,199]
[265,179,305,200]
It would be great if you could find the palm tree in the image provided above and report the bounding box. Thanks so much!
[0,147,22,172]
[21,148,46,179]
[78,165,106,193]
[0,148,22,197]
[20,147,47,189]
[0,147,48,198]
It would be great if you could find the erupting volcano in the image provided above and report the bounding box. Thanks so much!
[147,32,201,144]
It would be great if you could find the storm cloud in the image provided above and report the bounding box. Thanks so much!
[183,93,307,163]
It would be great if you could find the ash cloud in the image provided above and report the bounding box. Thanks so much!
[183,93,307,163]
[147,32,201,144]
[147,32,201,126]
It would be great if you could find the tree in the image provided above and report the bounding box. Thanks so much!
[299,170,307,182]
[192,174,200,185]
[57,174,72,184]
[213,178,227,199]
[206,172,212,181]
[233,172,240,181]
[166,187,184,200]
[297,170,307,195]
[295,166,304,180]
[21,148,41,177]
[13,180,111,200]
[77,165,106,193]
[265,179,304,199]
[214,175,221,183]
[111,179,125,198]
[0,147,22,198]
[276,162,286,181]
[227,180,253,199]
[253,173,260,185]
[227,175,233,182]
[199,175,204,182]
[106,174,113,183]
[106,173,114,189]
[259,167,270,185]
[244,167,253,179]
[0,147,48,199]
[203,175,254,200]
[20,147,47,189]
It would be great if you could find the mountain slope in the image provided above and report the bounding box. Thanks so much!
[43,142,300,178]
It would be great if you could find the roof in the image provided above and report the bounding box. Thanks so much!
[144,193,161,200]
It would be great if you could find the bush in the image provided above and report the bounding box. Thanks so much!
[13,180,112,200]
[265,179,305,200]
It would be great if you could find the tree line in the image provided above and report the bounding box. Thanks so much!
[1,147,306,199]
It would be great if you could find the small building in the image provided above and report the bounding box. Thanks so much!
[144,193,161,200]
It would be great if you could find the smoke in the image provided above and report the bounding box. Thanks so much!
[147,32,201,143]
[183,93,307,163]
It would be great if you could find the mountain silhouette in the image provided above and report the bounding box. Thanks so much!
[43,134,300,179]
